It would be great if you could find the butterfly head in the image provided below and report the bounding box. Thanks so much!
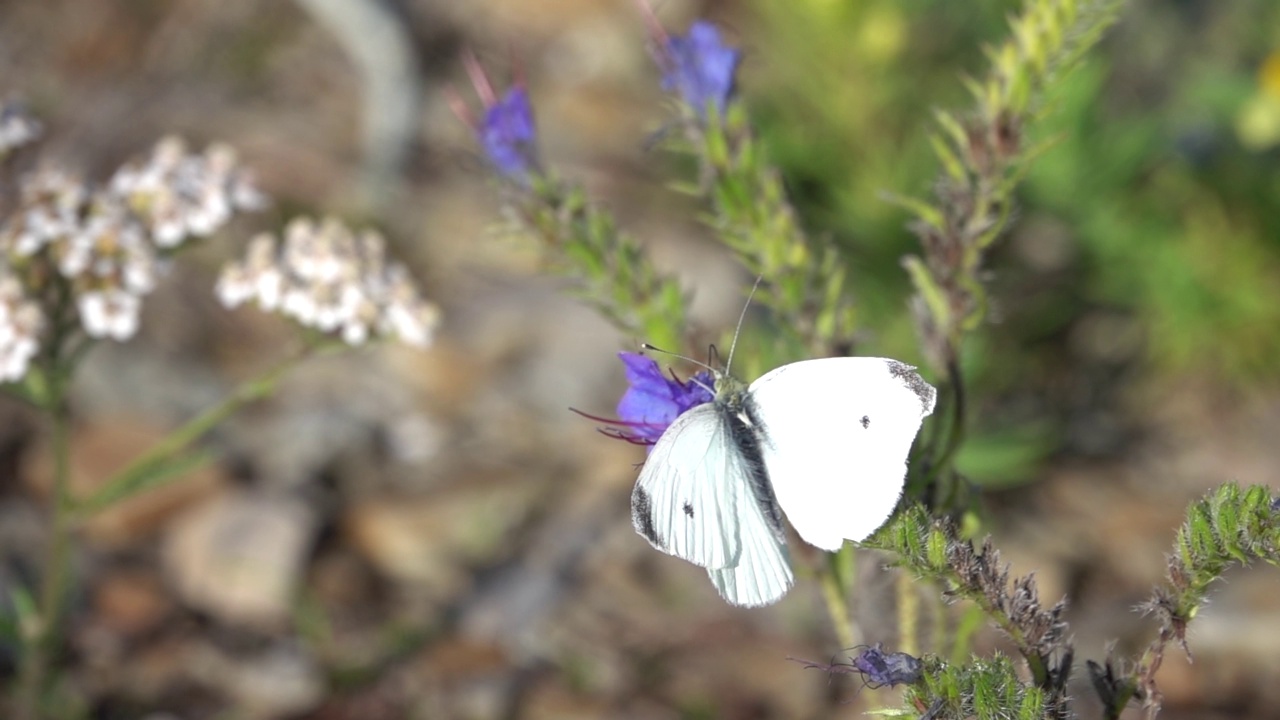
[711,370,748,408]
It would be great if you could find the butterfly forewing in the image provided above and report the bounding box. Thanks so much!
[631,403,742,570]
[747,358,936,551]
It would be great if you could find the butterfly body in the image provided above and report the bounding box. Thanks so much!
[631,356,936,606]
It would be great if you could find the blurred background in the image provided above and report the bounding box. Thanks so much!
[1,0,1278,718]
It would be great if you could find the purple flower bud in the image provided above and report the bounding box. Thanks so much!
[479,86,538,182]
[851,645,923,688]
[658,21,740,120]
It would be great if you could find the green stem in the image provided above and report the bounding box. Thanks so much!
[921,355,967,509]
[75,344,322,516]
[16,362,73,720]
[939,356,967,508]
[14,281,83,720]
[897,569,919,657]
[821,550,857,648]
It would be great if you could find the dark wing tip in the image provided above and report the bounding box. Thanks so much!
[886,360,937,415]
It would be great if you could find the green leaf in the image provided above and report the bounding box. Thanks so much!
[10,583,38,647]
[902,256,952,333]
[1174,527,1195,573]
[933,109,971,156]
[704,118,731,169]
[953,422,1056,488]
[1241,485,1271,538]
[1210,485,1248,563]
[78,450,215,515]
[1018,686,1045,719]
[1187,503,1219,560]
[883,192,946,232]
[927,527,950,570]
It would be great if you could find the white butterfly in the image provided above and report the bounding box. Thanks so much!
[631,356,936,606]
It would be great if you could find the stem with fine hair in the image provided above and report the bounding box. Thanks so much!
[16,336,75,720]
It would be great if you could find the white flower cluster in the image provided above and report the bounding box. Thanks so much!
[217,217,440,348]
[0,137,264,381]
[111,136,266,248]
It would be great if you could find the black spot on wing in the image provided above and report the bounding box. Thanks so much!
[861,415,871,429]
[632,485,664,549]
[683,501,695,518]
[887,360,937,414]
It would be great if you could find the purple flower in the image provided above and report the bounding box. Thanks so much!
[574,352,713,447]
[616,352,714,441]
[851,645,923,688]
[479,86,538,182]
[790,644,924,690]
[658,21,741,119]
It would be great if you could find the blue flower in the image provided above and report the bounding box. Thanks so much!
[479,86,538,182]
[659,21,741,119]
[616,352,714,442]
[574,352,713,447]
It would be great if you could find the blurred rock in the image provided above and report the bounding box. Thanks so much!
[75,323,228,421]
[343,473,543,594]
[415,637,514,720]
[520,676,614,720]
[92,565,173,639]
[185,640,324,719]
[163,491,318,627]
[24,418,227,549]
[417,636,509,681]
[225,348,448,493]
[309,547,380,611]
[665,636,828,719]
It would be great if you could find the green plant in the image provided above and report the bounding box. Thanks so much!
[465,1,1280,717]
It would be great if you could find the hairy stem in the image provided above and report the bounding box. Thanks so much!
[16,356,73,720]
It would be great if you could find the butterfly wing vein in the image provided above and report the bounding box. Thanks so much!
[632,404,741,570]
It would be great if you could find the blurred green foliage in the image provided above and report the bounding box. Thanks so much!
[747,0,1280,485]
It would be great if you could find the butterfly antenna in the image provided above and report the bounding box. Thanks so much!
[724,275,764,373]
[640,343,717,375]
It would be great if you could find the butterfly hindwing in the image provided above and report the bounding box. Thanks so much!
[632,403,741,570]
[747,357,936,551]
[706,470,794,606]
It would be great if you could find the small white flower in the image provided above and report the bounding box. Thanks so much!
[0,275,43,381]
[341,320,369,346]
[78,289,141,341]
[0,102,42,155]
